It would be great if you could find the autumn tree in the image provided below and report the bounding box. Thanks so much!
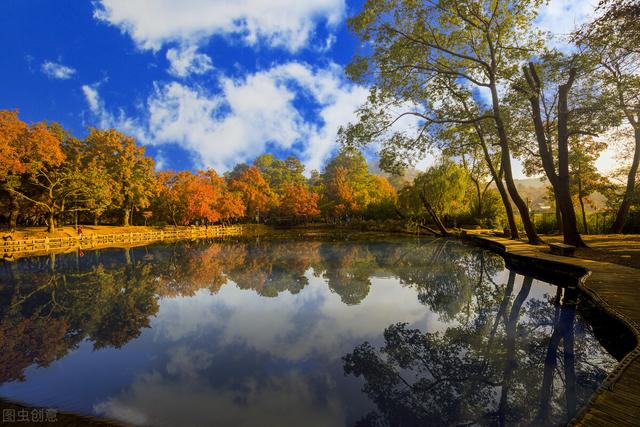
[228,165,276,222]
[29,123,116,231]
[171,171,219,225]
[216,190,246,223]
[366,175,398,219]
[155,171,181,226]
[0,110,66,232]
[84,129,156,226]
[279,183,321,221]
[321,148,373,218]
[156,169,246,225]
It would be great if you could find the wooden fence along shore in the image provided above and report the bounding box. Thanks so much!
[0,225,244,258]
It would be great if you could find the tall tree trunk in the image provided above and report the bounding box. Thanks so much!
[579,195,588,234]
[555,197,563,233]
[556,69,585,247]
[7,191,19,231]
[476,128,519,239]
[496,170,520,239]
[473,177,483,218]
[501,149,540,243]
[576,160,589,234]
[122,208,130,227]
[523,64,584,246]
[556,179,584,246]
[489,82,541,244]
[610,127,640,233]
[47,210,56,233]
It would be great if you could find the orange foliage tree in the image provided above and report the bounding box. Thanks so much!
[279,182,321,221]
[321,149,398,220]
[365,175,398,218]
[176,170,222,224]
[0,110,65,231]
[157,169,246,225]
[228,166,276,221]
[1,110,400,228]
[216,190,246,223]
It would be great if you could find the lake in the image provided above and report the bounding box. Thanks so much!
[0,235,619,426]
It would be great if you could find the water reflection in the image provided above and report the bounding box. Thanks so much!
[343,273,610,426]
[0,237,618,426]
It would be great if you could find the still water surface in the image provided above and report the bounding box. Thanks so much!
[0,236,617,426]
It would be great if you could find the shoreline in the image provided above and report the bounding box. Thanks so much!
[469,234,640,426]
[0,225,247,260]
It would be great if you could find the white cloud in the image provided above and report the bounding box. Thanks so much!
[81,82,145,139]
[82,85,100,112]
[94,369,347,427]
[85,62,368,173]
[166,45,213,77]
[536,0,598,49]
[41,61,76,79]
[317,34,337,53]
[93,0,345,52]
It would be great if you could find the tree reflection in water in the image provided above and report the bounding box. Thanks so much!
[343,244,612,427]
[0,236,617,426]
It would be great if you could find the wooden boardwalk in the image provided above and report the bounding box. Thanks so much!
[472,235,640,426]
[0,225,244,259]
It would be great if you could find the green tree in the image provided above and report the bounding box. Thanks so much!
[321,148,374,218]
[342,0,545,243]
[515,53,611,246]
[253,154,306,193]
[569,137,608,234]
[575,14,640,233]
[29,123,115,231]
[440,126,502,224]
[84,129,156,226]
[399,160,468,235]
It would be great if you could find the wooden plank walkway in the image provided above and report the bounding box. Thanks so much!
[471,235,640,426]
[0,225,244,258]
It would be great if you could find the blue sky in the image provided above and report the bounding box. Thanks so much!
[0,0,602,176]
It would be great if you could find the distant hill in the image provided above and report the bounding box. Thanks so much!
[514,177,550,210]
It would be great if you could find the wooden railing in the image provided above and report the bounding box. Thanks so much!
[1,225,244,257]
